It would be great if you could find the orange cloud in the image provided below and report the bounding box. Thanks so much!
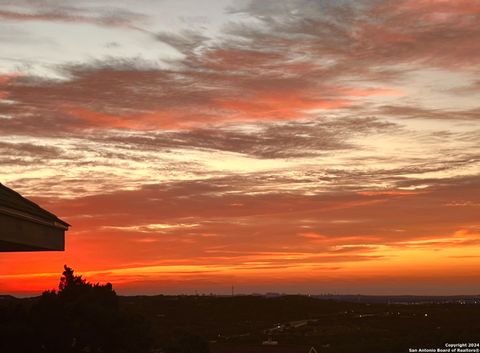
[214,93,350,121]
[0,74,18,100]
[336,87,403,97]
[357,190,419,197]
[400,0,480,15]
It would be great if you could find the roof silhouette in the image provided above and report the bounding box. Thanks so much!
[0,183,69,252]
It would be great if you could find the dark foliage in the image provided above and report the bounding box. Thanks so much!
[163,330,210,353]
[0,265,151,353]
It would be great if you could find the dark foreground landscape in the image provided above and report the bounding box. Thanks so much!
[1,268,479,353]
[124,294,480,353]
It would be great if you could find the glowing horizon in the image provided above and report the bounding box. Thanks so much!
[1,0,479,296]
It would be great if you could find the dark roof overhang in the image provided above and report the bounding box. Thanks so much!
[0,184,70,252]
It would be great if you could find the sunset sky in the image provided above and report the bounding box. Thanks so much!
[1,0,479,296]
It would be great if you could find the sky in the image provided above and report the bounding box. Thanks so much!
[0,0,479,296]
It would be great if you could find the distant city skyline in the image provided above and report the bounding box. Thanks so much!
[0,0,479,296]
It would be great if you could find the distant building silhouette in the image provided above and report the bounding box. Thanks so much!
[0,183,69,252]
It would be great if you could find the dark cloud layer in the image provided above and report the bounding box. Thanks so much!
[378,105,480,121]
[231,0,480,71]
[93,117,396,159]
[0,141,65,166]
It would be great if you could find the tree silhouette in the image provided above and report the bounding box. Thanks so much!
[0,265,151,353]
[58,265,86,292]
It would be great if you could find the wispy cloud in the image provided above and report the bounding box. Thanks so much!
[0,2,148,30]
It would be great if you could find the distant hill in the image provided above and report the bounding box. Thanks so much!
[0,295,17,300]
[313,294,480,304]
